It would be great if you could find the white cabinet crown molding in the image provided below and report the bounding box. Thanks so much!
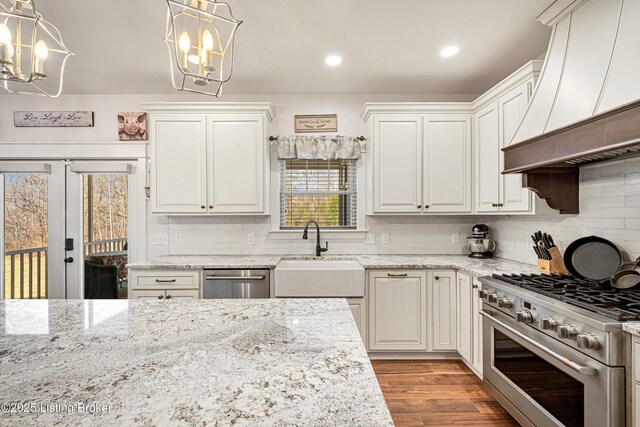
[471,60,543,110]
[360,103,473,122]
[141,102,276,122]
[537,0,587,26]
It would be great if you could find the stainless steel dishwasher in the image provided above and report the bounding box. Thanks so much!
[203,269,270,299]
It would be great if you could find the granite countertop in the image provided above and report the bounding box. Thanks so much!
[623,322,640,337]
[128,254,537,278]
[0,299,392,427]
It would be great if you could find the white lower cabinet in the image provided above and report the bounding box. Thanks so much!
[368,270,428,351]
[431,270,457,351]
[129,269,201,300]
[347,298,367,345]
[633,339,640,427]
[455,272,483,376]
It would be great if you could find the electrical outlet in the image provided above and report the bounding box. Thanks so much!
[247,233,255,245]
[149,234,168,245]
[451,232,460,244]
[365,232,376,245]
[174,234,183,245]
[381,232,390,244]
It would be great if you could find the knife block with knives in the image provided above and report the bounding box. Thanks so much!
[532,231,570,275]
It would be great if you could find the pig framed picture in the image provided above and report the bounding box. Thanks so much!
[118,112,148,141]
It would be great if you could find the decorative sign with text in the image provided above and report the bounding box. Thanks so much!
[294,114,338,133]
[14,111,95,127]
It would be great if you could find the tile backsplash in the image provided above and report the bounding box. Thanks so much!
[147,213,488,258]
[489,157,640,265]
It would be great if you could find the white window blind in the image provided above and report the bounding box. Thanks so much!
[280,159,357,229]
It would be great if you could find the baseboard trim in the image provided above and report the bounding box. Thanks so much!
[368,352,460,360]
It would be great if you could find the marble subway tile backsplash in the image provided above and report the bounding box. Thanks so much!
[490,157,640,265]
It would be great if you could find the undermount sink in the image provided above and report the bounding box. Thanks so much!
[274,258,365,297]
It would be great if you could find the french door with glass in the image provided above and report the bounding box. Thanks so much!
[1,160,140,300]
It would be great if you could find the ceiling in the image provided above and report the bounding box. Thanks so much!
[31,0,553,95]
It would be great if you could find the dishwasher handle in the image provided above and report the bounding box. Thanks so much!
[205,275,266,281]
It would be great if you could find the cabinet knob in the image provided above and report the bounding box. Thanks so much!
[417,205,422,208]
[166,294,172,299]
[201,205,205,209]
[498,203,504,207]
[434,275,440,280]
[425,205,430,209]
[209,205,213,209]
[158,295,164,299]
[472,284,478,289]
[492,203,497,207]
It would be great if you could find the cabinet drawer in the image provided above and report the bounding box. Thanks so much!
[131,270,200,289]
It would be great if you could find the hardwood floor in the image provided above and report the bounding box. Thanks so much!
[371,360,520,427]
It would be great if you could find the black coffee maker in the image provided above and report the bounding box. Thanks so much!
[467,224,496,258]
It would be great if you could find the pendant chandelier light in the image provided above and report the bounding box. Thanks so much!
[164,0,242,97]
[0,0,73,97]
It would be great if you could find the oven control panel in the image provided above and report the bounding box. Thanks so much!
[479,285,607,360]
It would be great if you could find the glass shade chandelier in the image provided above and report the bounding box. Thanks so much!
[164,0,242,97]
[0,0,73,97]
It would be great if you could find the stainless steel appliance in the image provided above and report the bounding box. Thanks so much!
[203,269,270,299]
[480,273,633,427]
[468,224,495,258]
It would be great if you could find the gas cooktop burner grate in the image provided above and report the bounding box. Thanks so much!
[492,273,640,321]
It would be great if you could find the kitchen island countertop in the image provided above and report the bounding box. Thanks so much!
[128,254,538,278]
[0,299,392,426]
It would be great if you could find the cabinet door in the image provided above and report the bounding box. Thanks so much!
[474,102,500,212]
[150,115,207,214]
[471,278,483,376]
[347,298,367,344]
[166,289,199,299]
[423,115,471,213]
[130,289,165,300]
[368,271,427,351]
[456,272,472,364]
[432,270,457,351]
[499,81,533,212]
[373,116,423,213]
[207,115,265,213]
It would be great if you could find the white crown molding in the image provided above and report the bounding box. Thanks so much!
[471,60,544,110]
[537,0,587,26]
[140,102,276,122]
[361,60,543,121]
[360,102,473,122]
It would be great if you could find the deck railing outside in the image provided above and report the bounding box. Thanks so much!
[4,247,48,299]
[3,238,128,299]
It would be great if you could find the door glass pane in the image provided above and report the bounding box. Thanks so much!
[493,330,584,426]
[82,174,128,299]
[3,174,48,299]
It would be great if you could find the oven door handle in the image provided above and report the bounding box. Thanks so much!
[480,310,596,376]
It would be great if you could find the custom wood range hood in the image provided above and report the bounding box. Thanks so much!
[501,0,640,215]
[503,99,640,214]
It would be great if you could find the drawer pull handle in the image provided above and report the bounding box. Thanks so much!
[387,273,408,277]
[155,279,177,283]
[157,295,164,299]
[166,294,172,299]
[472,284,478,289]
[205,275,266,281]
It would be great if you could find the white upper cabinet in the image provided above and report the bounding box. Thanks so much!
[473,70,538,214]
[150,115,207,214]
[499,82,532,211]
[423,115,471,213]
[373,116,423,213]
[368,111,471,214]
[474,102,500,213]
[207,115,264,213]
[145,103,274,215]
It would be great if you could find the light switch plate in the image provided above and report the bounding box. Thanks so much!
[247,233,255,245]
[451,232,460,244]
[149,234,169,245]
[381,232,390,244]
[365,232,376,245]
[174,234,183,245]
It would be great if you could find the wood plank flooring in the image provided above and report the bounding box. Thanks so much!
[371,360,520,427]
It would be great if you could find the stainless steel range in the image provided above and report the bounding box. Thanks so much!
[480,273,634,427]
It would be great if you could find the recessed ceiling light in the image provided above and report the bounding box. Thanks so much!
[325,55,343,66]
[440,46,460,58]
